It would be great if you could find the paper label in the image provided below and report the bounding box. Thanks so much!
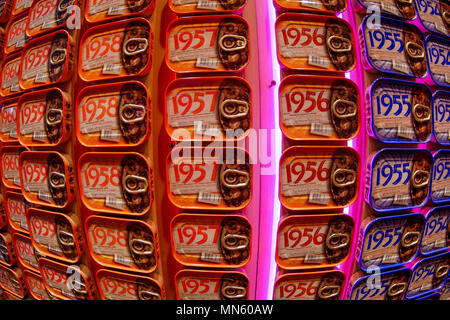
[176,276,222,300]
[99,276,139,300]
[88,224,132,261]
[80,164,123,202]
[6,17,28,50]
[7,197,28,230]
[19,100,46,137]
[2,153,21,183]
[16,237,38,268]
[88,0,128,15]
[173,222,222,257]
[21,160,51,195]
[1,58,20,92]
[21,43,52,83]
[1,105,17,138]
[40,265,71,296]
[421,208,449,254]
[428,40,450,86]
[28,0,58,31]
[82,31,124,72]
[25,274,51,300]
[416,0,449,36]
[277,24,328,60]
[29,215,63,257]
[278,224,327,262]
[168,25,218,63]
[433,94,450,144]
[78,94,120,136]
[431,153,450,201]
[274,278,322,300]
[197,0,219,10]
[407,256,448,298]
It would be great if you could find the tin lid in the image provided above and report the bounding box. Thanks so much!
[4,12,29,56]
[0,97,19,142]
[85,0,155,24]
[23,269,53,300]
[1,146,27,190]
[12,233,40,273]
[168,0,247,15]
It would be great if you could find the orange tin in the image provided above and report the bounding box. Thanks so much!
[279,75,360,141]
[276,214,354,270]
[23,270,53,300]
[167,147,252,211]
[12,233,39,273]
[279,146,360,211]
[85,215,158,274]
[0,232,16,267]
[175,269,249,300]
[0,264,26,298]
[38,258,96,300]
[19,151,75,209]
[171,214,251,268]
[19,30,74,91]
[5,191,32,234]
[96,269,164,300]
[79,18,152,82]
[274,270,346,300]
[12,0,33,16]
[168,0,247,15]
[274,0,347,13]
[26,0,80,38]
[75,81,150,147]
[4,13,29,56]
[0,0,13,24]
[275,13,356,72]
[166,15,250,73]
[165,76,252,141]
[85,0,155,24]
[17,87,71,147]
[78,152,153,216]
[0,53,22,97]
[0,98,19,142]
[1,146,27,190]
[27,208,83,264]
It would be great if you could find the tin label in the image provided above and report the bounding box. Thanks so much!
[176,275,222,300]
[416,0,449,36]
[2,153,21,185]
[40,264,73,298]
[278,224,327,262]
[99,276,140,300]
[274,278,321,300]
[1,58,20,94]
[19,99,47,140]
[6,16,27,51]
[14,0,33,11]
[407,255,450,298]
[431,152,450,201]
[28,0,58,32]
[427,38,450,87]
[359,0,402,17]
[1,104,18,140]
[7,196,28,231]
[16,238,38,269]
[434,92,450,144]
[29,215,63,257]
[421,207,449,254]
[21,160,52,200]
[25,273,51,300]
[78,93,120,136]
[350,272,404,300]
[21,43,51,84]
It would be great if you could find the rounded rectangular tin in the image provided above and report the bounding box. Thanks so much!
[170,213,251,268]
[0,265,26,298]
[431,149,450,203]
[4,12,29,56]
[415,0,450,37]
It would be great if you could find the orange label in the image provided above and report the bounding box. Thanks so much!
[1,58,21,95]
[2,152,21,187]
[1,104,18,140]
[6,16,28,53]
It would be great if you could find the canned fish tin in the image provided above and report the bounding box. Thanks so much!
[20,30,74,90]
[12,0,33,16]
[79,18,152,82]
[171,214,251,268]
[0,0,13,24]
[0,265,26,298]
[276,13,356,72]
[23,270,52,300]
[347,268,411,300]
[279,75,360,141]
[175,269,249,300]
[18,88,71,147]
[274,0,347,13]
[0,232,16,267]
[12,233,39,272]
[274,271,345,300]
[5,192,32,234]
[367,78,432,143]
[26,0,80,38]
[355,0,416,19]
[406,252,450,299]
[365,149,432,212]
[280,147,359,211]
[431,149,450,203]
[4,13,28,55]
[433,90,450,145]
[168,0,246,14]
[0,98,19,142]
[1,146,27,190]
[78,152,153,216]
[19,151,75,209]
[85,216,158,274]
[165,77,251,141]
[167,147,252,211]
[440,278,450,300]
[421,206,450,255]
[357,213,424,272]
[85,0,154,24]
[276,214,354,270]
[425,34,450,88]
[27,208,82,264]
[96,269,163,300]
[0,53,21,97]
[38,258,96,300]
[416,0,450,36]
[166,15,250,73]
[360,16,427,78]
[76,81,150,147]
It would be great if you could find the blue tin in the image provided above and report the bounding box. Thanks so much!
[367,78,433,144]
[425,34,450,87]
[357,213,424,272]
[406,251,450,299]
[420,206,450,255]
[365,148,432,212]
[360,15,427,78]
[431,150,450,203]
